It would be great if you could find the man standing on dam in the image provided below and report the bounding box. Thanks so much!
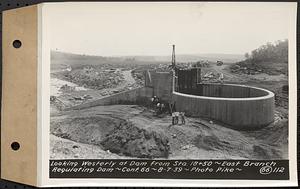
[180,112,185,125]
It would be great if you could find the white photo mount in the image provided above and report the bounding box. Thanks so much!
[1,2,298,187]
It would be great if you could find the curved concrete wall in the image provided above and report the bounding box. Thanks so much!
[195,83,269,98]
[172,84,275,130]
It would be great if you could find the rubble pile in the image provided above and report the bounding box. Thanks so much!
[230,64,263,75]
[101,121,170,158]
[176,61,211,69]
[50,96,68,110]
[154,64,172,72]
[131,71,145,86]
[59,65,125,90]
[231,61,288,76]
[59,84,76,93]
[194,61,210,67]
[202,72,224,83]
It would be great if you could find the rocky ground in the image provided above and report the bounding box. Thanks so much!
[50,104,288,160]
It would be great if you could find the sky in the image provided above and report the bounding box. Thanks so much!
[44,2,296,56]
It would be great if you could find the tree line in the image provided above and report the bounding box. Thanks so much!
[244,39,288,63]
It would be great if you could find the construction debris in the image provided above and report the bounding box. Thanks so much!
[231,64,263,75]
[59,84,76,93]
[202,72,224,83]
[216,60,223,66]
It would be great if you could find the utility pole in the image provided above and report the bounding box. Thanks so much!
[171,45,178,92]
[171,44,176,69]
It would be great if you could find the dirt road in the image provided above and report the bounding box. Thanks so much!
[209,64,246,82]
[122,70,136,85]
[112,69,136,91]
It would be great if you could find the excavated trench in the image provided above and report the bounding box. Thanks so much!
[51,115,170,158]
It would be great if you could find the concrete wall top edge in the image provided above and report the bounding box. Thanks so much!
[173,84,274,101]
[150,71,172,74]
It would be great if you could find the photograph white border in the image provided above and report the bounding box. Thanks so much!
[37,2,298,187]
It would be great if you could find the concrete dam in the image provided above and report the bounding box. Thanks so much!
[71,69,275,130]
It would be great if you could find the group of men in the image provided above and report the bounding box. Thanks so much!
[151,96,167,115]
[150,96,186,125]
[172,111,185,125]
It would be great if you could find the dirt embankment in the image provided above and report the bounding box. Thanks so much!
[51,108,170,159]
[101,121,169,158]
[50,105,288,160]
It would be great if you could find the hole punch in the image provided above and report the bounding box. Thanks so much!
[12,40,22,48]
[11,142,20,151]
